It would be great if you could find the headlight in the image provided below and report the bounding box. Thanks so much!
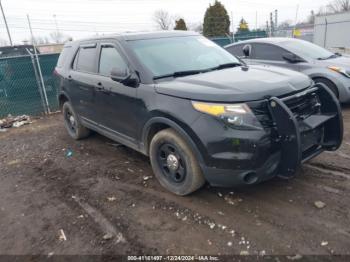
[328,66,350,78]
[192,101,263,130]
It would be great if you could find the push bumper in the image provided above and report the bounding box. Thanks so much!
[268,83,343,178]
[202,83,343,187]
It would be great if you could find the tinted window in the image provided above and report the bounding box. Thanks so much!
[99,46,127,76]
[75,46,96,73]
[251,43,286,61]
[226,44,245,57]
[57,46,71,68]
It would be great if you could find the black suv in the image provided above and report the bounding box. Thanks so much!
[55,31,343,195]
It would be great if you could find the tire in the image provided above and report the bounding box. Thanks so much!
[149,128,205,196]
[62,101,90,140]
[314,78,339,98]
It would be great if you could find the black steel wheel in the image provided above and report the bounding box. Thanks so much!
[150,128,205,195]
[157,143,187,184]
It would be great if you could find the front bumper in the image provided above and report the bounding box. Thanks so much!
[196,83,343,187]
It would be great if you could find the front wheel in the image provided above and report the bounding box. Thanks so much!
[149,128,205,196]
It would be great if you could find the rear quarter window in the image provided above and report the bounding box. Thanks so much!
[56,46,72,68]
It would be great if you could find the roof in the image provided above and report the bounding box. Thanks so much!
[225,37,302,47]
[67,30,199,45]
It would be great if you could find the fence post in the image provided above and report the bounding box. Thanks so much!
[27,14,51,114]
[26,48,48,114]
[323,17,328,48]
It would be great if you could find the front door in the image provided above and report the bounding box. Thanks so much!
[93,42,138,143]
[250,43,300,72]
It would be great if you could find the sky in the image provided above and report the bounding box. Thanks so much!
[0,0,332,44]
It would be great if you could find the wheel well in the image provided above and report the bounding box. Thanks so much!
[58,94,69,110]
[312,77,339,98]
[146,123,171,154]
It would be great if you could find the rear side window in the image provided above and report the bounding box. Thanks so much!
[251,43,285,61]
[226,44,245,57]
[99,45,127,76]
[75,45,97,73]
[57,46,71,68]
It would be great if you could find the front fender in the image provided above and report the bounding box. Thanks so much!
[141,116,206,166]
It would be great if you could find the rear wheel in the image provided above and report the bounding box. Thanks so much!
[314,78,339,98]
[149,128,205,196]
[62,102,90,140]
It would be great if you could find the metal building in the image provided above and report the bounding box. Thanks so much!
[314,11,350,51]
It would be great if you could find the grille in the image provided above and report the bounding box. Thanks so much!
[283,92,320,121]
[251,89,321,129]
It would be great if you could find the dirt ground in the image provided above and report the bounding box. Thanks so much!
[0,105,350,257]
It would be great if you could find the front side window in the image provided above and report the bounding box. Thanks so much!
[226,44,245,57]
[251,43,286,61]
[128,36,240,77]
[75,46,97,73]
[99,45,127,76]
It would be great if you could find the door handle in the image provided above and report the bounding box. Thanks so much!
[68,75,72,81]
[95,82,109,93]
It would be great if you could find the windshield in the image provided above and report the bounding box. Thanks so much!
[281,40,334,60]
[128,36,240,78]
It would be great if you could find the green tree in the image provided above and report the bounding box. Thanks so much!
[237,18,249,33]
[203,0,230,37]
[174,18,188,30]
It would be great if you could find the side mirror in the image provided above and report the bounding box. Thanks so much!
[242,45,251,57]
[110,67,139,87]
[282,53,304,63]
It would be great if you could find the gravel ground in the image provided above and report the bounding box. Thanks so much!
[0,105,349,257]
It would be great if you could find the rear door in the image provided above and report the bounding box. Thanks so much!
[93,41,138,142]
[68,43,99,123]
[250,43,299,71]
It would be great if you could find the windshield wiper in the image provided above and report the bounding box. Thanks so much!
[209,62,242,71]
[153,69,208,80]
[317,54,338,60]
[153,62,242,80]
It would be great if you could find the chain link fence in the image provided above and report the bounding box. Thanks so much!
[0,52,59,118]
[209,31,268,47]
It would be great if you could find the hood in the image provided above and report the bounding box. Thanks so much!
[155,65,312,102]
[315,55,350,69]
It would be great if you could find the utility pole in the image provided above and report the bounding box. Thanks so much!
[270,12,274,36]
[275,9,278,29]
[266,20,269,36]
[293,4,299,38]
[0,0,13,46]
[53,14,61,42]
[255,11,258,30]
[231,11,234,43]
